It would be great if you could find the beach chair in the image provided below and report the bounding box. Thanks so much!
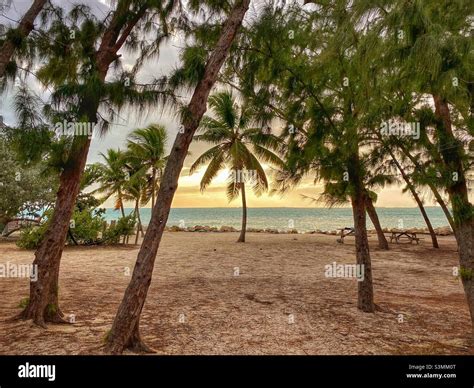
[337,227,355,244]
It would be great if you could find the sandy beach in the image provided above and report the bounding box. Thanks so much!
[0,232,472,355]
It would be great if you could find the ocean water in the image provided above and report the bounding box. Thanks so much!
[103,207,451,232]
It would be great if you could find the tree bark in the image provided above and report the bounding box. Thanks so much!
[133,199,144,244]
[413,191,440,249]
[237,182,247,243]
[351,190,375,312]
[104,0,251,354]
[137,202,144,237]
[151,167,156,210]
[118,190,126,218]
[365,195,389,250]
[18,137,92,326]
[348,146,375,313]
[433,94,474,332]
[0,0,47,78]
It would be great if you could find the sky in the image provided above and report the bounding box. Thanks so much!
[0,0,437,208]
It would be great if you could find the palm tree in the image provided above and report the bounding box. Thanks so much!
[127,124,168,210]
[122,156,148,245]
[191,91,283,242]
[95,149,129,218]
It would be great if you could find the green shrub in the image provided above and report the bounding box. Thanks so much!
[18,297,30,309]
[16,208,135,248]
[17,207,105,249]
[17,223,49,249]
[460,267,474,281]
[102,215,136,244]
[67,208,104,245]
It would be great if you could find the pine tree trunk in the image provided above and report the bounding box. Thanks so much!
[389,152,439,248]
[352,191,375,313]
[432,187,457,239]
[0,0,47,77]
[348,145,375,313]
[398,144,456,234]
[433,94,474,332]
[410,188,439,249]
[104,0,251,354]
[18,138,92,326]
[365,195,389,250]
[237,182,247,243]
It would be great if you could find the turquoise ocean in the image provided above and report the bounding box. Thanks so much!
[103,207,450,232]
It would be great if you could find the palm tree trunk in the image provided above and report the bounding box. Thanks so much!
[237,182,247,242]
[0,0,47,78]
[104,0,251,354]
[389,151,439,248]
[137,203,144,237]
[119,192,126,218]
[365,196,389,250]
[134,200,140,245]
[151,167,156,210]
[433,94,474,332]
[118,191,127,244]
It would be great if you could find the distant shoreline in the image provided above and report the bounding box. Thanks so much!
[107,206,449,210]
[158,225,454,236]
[102,207,453,233]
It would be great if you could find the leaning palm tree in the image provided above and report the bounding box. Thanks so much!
[191,91,283,242]
[127,125,168,209]
[95,149,129,218]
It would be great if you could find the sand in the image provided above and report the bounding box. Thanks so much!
[0,232,472,355]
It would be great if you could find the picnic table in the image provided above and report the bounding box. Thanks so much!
[389,230,421,244]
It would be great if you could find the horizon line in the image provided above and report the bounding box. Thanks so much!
[107,206,446,210]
